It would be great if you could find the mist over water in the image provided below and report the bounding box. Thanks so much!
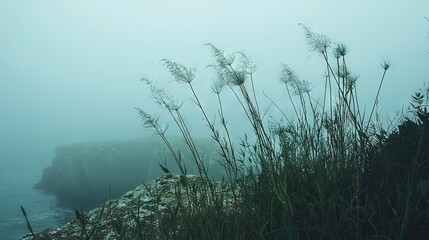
[0,160,73,240]
[0,1,428,239]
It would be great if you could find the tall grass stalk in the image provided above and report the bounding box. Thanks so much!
[137,24,394,238]
[24,25,428,239]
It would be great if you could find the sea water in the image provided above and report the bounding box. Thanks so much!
[0,162,74,240]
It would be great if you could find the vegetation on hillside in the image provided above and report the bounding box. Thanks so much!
[23,25,429,239]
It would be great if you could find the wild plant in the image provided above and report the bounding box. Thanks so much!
[22,25,428,239]
[20,206,36,239]
[364,85,429,239]
[134,24,400,239]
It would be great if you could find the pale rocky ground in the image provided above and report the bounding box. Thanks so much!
[22,174,239,240]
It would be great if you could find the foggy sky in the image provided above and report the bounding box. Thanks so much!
[1,0,428,169]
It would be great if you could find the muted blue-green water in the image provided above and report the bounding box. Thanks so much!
[0,162,73,240]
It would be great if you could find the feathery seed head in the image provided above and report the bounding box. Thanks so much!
[211,79,227,94]
[205,43,252,86]
[161,59,196,83]
[141,78,183,111]
[380,60,390,71]
[280,64,298,84]
[299,23,331,53]
[236,51,257,75]
[333,43,348,58]
[135,108,168,134]
[230,70,247,85]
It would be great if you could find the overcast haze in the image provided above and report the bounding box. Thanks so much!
[1,0,428,171]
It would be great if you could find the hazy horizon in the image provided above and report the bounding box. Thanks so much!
[1,1,428,170]
[0,2,428,238]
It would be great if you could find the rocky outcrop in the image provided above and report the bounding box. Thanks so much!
[23,174,239,240]
[34,136,224,209]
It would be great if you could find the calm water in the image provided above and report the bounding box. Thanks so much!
[0,162,74,240]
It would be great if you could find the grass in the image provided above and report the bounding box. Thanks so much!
[23,25,429,239]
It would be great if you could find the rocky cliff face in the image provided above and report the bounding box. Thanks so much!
[34,136,224,210]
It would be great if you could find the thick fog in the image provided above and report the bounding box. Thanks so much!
[1,1,428,171]
[0,2,428,238]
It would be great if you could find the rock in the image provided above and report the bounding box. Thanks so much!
[34,135,225,210]
[23,174,240,240]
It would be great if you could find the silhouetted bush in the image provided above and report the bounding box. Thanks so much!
[364,91,429,239]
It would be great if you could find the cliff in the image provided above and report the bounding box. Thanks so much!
[34,136,224,209]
